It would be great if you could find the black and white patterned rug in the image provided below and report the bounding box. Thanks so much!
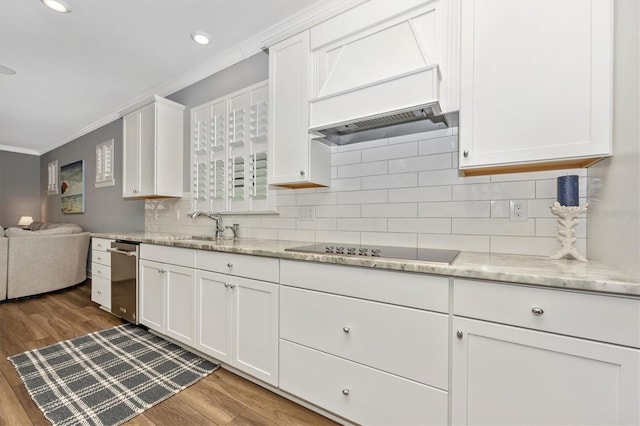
[8,323,218,426]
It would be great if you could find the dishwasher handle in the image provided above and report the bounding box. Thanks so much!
[107,247,137,257]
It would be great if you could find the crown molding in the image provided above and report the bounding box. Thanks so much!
[32,0,364,156]
[0,144,40,156]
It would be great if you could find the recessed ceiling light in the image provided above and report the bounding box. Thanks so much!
[41,0,71,13]
[191,31,211,46]
[0,65,16,75]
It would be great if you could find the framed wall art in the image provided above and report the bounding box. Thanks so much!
[60,160,85,214]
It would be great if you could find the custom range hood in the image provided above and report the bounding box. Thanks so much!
[307,1,457,146]
[309,65,458,145]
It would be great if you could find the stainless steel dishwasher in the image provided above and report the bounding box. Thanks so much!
[107,241,139,324]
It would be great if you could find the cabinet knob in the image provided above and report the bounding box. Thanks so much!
[97,270,102,274]
[224,282,230,288]
[97,256,102,261]
[133,189,138,193]
[463,150,469,158]
[342,388,350,396]
[227,263,233,268]
[342,326,350,334]
[531,307,544,316]
[300,170,305,176]
[229,283,236,289]
[97,290,102,295]
[456,330,463,339]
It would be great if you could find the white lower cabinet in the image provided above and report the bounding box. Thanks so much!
[279,260,449,425]
[195,270,279,386]
[91,237,113,309]
[280,340,448,426]
[139,259,196,346]
[451,279,640,425]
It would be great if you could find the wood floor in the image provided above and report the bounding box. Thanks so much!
[0,281,337,426]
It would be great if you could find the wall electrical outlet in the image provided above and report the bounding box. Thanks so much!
[297,206,315,221]
[510,200,528,221]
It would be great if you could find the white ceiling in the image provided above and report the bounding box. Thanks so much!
[0,0,324,155]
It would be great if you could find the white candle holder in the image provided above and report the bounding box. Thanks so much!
[549,201,588,262]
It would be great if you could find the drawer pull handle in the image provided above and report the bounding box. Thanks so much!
[456,330,463,339]
[342,326,350,334]
[227,263,233,268]
[531,307,544,316]
[342,388,350,396]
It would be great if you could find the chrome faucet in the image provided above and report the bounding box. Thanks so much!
[188,211,225,239]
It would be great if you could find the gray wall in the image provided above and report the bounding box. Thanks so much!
[167,52,269,192]
[0,151,41,228]
[40,120,145,233]
[587,0,640,278]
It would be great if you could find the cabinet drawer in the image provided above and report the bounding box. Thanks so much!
[140,244,195,268]
[92,250,111,267]
[92,237,112,252]
[92,263,111,281]
[280,286,448,389]
[196,251,279,283]
[280,259,449,312]
[280,340,448,426]
[91,276,111,309]
[454,279,640,348]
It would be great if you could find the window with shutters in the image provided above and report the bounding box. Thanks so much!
[47,160,58,195]
[95,139,115,188]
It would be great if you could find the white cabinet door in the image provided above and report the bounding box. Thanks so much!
[268,31,330,188]
[451,317,640,425]
[165,264,196,346]
[122,109,141,197]
[138,259,165,332]
[91,277,111,309]
[233,276,279,386]
[122,97,184,198]
[195,270,232,364]
[458,0,612,174]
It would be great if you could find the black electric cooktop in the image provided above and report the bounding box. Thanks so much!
[285,243,460,265]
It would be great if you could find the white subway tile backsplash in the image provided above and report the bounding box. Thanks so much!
[315,205,361,218]
[389,186,451,203]
[362,142,417,162]
[296,218,338,231]
[337,218,387,232]
[388,218,452,234]
[453,218,535,236]
[418,234,491,252]
[338,189,387,205]
[297,192,337,206]
[332,150,362,166]
[536,218,587,238]
[452,181,535,201]
[361,203,417,218]
[278,229,316,242]
[389,153,451,173]
[362,172,417,190]
[147,129,588,257]
[491,236,586,257]
[490,200,510,218]
[361,232,417,247]
[316,230,360,245]
[419,168,490,187]
[418,201,490,218]
[418,135,457,156]
[338,160,388,178]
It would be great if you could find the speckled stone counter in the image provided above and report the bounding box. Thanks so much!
[92,232,640,297]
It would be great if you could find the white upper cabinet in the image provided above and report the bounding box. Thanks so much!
[458,0,613,174]
[268,31,331,188]
[122,96,185,198]
[191,81,275,212]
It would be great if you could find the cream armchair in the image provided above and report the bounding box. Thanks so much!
[4,224,90,299]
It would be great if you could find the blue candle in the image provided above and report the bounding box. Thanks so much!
[557,175,579,206]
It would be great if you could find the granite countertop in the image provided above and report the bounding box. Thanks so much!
[92,232,640,297]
